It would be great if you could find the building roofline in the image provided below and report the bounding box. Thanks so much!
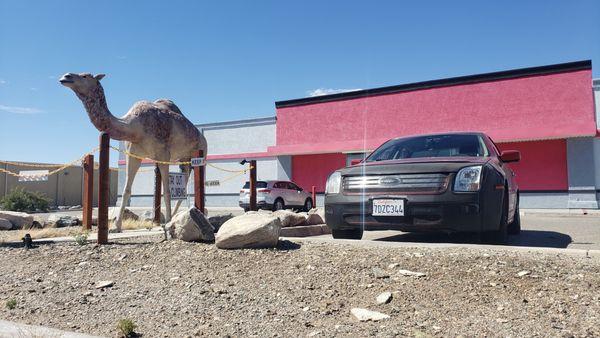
[275,60,592,108]
[195,116,276,129]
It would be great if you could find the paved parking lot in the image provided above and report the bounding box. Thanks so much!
[313,214,600,251]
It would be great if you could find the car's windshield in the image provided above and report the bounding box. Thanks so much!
[242,181,268,189]
[366,134,489,162]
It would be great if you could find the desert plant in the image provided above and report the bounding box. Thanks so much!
[73,231,89,246]
[0,187,50,212]
[117,319,137,338]
[6,299,17,310]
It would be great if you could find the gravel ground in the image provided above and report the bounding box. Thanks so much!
[0,236,598,337]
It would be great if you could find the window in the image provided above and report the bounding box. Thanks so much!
[288,182,302,191]
[242,181,267,189]
[366,134,489,162]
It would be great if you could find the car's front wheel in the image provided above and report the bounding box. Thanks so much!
[508,195,521,235]
[304,198,313,212]
[273,198,285,211]
[486,188,508,244]
[332,229,363,240]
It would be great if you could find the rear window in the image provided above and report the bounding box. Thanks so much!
[242,181,268,189]
[367,134,489,162]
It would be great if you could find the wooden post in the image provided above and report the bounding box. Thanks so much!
[249,160,257,211]
[311,185,316,208]
[97,132,109,244]
[82,154,94,230]
[153,164,161,224]
[193,150,205,212]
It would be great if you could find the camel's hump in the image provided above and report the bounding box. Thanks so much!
[154,99,183,115]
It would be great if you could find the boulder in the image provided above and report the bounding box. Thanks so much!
[306,208,325,225]
[0,218,13,230]
[167,207,214,242]
[47,214,80,227]
[139,210,165,223]
[0,211,33,229]
[208,213,235,232]
[215,213,281,249]
[273,210,307,227]
[108,207,139,222]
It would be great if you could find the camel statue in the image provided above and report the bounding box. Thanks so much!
[60,72,207,235]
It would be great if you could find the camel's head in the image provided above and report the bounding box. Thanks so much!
[59,72,105,95]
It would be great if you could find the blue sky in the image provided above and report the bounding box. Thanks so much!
[1,0,599,166]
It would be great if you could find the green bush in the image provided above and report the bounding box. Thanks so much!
[117,318,137,337]
[0,187,50,212]
[6,299,17,310]
[73,231,89,246]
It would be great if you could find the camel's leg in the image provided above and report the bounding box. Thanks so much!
[114,156,141,232]
[172,163,192,216]
[158,163,172,240]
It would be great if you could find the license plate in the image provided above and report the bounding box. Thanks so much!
[372,199,405,216]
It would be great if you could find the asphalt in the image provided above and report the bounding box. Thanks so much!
[304,213,600,252]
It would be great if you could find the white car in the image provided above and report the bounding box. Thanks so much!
[239,180,313,212]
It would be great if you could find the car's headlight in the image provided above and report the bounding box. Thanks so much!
[454,166,482,192]
[325,172,342,194]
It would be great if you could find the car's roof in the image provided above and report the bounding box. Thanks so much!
[388,131,487,142]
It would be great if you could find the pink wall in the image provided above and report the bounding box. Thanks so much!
[292,153,346,193]
[272,70,595,155]
[498,140,568,191]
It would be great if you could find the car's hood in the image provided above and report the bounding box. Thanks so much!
[340,156,490,175]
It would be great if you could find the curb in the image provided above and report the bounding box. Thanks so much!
[280,224,331,237]
[521,209,600,217]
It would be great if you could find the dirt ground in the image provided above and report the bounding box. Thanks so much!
[0,236,598,337]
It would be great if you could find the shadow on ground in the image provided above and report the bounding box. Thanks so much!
[374,230,572,248]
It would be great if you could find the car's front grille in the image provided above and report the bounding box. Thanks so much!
[343,173,449,194]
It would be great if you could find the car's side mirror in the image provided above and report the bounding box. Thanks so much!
[500,150,520,163]
[350,159,362,165]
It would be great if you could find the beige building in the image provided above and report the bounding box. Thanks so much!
[0,161,118,208]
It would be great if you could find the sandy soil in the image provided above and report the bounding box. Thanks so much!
[0,236,598,337]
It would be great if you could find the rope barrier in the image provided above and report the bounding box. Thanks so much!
[206,162,250,173]
[111,145,250,173]
[217,166,254,184]
[109,146,192,165]
[0,160,67,168]
[0,148,99,179]
[1,145,252,178]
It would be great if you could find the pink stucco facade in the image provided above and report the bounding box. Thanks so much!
[270,69,595,156]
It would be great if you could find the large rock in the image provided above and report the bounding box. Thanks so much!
[47,214,80,227]
[306,208,325,225]
[273,210,307,227]
[0,211,33,229]
[0,218,13,230]
[215,213,281,249]
[167,207,214,242]
[208,213,235,232]
[108,207,139,222]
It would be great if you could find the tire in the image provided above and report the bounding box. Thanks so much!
[332,229,363,240]
[487,188,509,244]
[273,198,285,211]
[508,195,521,235]
[243,207,250,213]
[304,198,313,212]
